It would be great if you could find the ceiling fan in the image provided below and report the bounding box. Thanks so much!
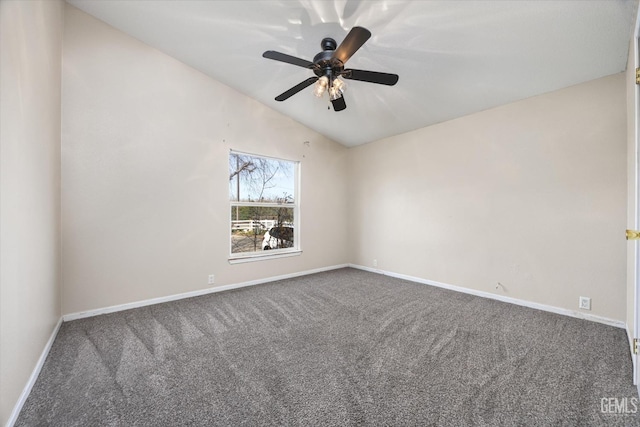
[262,27,399,112]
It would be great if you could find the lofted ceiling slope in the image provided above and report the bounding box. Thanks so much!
[67,0,637,147]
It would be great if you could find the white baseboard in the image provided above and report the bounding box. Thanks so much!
[62,264,349,321]
[626,324,637,387]
[349,264,626,329]
[6,317,63,427]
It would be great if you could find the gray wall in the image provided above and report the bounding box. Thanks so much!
[0,1,63,424]
[348,74,627,321]
[61,5,349,315]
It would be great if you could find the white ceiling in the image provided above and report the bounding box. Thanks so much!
[67,0,637,147]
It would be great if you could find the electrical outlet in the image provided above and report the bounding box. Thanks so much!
[373,259,378,268]
[208,274,215,285]
[579,296,591,310]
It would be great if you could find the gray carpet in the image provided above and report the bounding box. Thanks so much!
[16,268,640,426]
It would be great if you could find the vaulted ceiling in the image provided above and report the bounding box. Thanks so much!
[67,0,637,147]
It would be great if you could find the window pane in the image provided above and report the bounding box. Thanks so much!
[229,153,295,203]
[230,206,294,254]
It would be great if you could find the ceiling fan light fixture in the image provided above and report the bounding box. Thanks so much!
[332,77,346,94]
[313,76,329,97]
[329,86,343,101]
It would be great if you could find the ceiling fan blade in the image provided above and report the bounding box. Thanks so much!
[342,69,399,86]
[331,95,347,112]
[332,26,371,64]
[262,51,315,69]
[275,77,318,101]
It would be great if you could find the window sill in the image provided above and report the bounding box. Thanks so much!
[228,249,302,264]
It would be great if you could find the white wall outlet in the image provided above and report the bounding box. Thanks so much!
[579,296,591,310]
[373,259,378,268]
[208,274,215,285]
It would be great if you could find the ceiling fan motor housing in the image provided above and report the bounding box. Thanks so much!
[313,38,343,79]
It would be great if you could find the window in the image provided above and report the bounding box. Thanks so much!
[229,151,299,260]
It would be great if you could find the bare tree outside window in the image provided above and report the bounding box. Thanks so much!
[229,152,297,255]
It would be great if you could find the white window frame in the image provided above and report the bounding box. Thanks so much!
[228,150,301,263]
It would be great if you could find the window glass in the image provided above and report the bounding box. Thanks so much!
[229,152,298,256]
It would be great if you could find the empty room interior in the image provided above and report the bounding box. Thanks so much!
[4,0,640,425]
